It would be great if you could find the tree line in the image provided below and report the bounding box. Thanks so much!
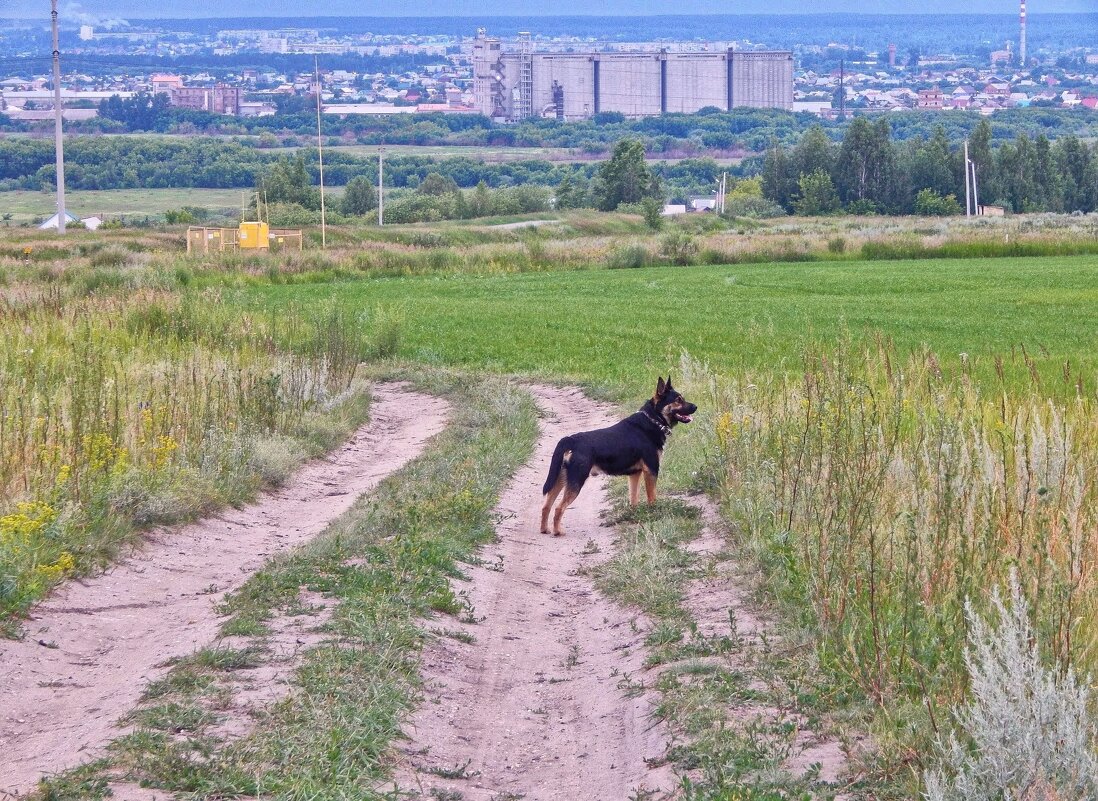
[761,118,1098,216]
[8,101,1098,159]
[0,135,731,200]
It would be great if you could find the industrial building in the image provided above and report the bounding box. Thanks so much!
[472,30,793,122]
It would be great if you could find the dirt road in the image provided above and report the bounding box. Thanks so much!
[0,383,450,796]
[396,385,675,801]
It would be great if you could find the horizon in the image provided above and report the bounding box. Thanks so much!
[2,1,1094,20]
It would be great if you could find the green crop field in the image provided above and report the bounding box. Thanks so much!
[237,254,1098,396]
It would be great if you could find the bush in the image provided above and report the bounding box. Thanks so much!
[605,242,650,269]
[924,574,1098,801]
[658,229,698,266]
[914,188,964,217]
[724,195,785,219]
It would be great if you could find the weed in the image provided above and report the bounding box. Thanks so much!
[426,759,475,780]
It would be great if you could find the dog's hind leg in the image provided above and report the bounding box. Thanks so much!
[552,458,590,536]
[541,470,566,534]
[551,486,582,536]
[628,472,641,506]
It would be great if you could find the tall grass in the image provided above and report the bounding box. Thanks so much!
[686,339,1098,777]
[0,288,389,627]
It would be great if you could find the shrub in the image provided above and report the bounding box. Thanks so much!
[915,188,964,217]
[658,229,698,266]
[724,195,785,219]
[605,242,650,269]
[924,574,1098,801]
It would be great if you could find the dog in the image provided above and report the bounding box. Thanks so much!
[540,376,698,536]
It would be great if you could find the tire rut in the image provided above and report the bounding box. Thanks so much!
[396,384,675,801]
[0,383,451,797]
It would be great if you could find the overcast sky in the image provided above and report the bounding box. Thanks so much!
[1,0,1092,18]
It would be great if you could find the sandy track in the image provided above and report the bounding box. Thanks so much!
[0,383,450,797]
[397,385,675,801]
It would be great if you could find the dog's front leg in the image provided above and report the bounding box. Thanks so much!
[643,472,657,504]
[628,473,641,506]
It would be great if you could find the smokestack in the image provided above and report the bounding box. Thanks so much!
[1019,0,1027,67]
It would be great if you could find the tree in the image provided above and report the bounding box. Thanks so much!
[341,175,377,215]
[641,197,664,230]
[908,126,958,200]
[793,125,836,182]
[418,172,459,196]
[968,118,996,203]
[592,139,657,211]
[470,180,493,217]
[793,169,840,216]
[761,142,798,212]
[555,173,590,209]
[834,117,898,212]
[913,189,962,216]
[258,153,320,210]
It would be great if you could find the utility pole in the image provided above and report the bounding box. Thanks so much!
[51,0,67,234]
[315,57,327,249]
[838,58,846,121]
[964,140,971,218]
[378,147,384,226]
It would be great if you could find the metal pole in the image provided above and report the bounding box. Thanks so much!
[971,158,980,217]
[378,147,384,226]
[315,57,326,249]
[51,0,67,234]
[964,140,971,218]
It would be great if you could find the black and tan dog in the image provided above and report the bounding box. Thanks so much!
[540,376,698,536]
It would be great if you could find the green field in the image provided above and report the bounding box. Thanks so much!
[0,188,246,223]
[238,254,1098,395]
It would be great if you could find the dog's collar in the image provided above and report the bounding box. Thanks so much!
[642,409,671,435]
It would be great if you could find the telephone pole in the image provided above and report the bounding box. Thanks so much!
[314,57,326,249]
[51,0,67,233]
[378,147,384,226]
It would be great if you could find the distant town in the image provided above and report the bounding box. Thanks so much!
[1,14,1097,124]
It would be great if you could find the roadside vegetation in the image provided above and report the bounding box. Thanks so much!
[0,272,400,630]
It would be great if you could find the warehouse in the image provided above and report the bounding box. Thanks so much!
[472,30,793,122]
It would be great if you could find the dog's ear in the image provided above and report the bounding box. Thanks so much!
[666,375,673,391]
[655,376,667,400]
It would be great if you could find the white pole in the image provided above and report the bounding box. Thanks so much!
[51,0,67,234]
[971,158,980,216]
[378,147,384,226]
[964,140,971,218]
[315,57,326,249]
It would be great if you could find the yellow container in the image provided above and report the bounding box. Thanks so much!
[238,221,270,250]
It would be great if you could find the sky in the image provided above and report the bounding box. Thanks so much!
[0,0,1092,18]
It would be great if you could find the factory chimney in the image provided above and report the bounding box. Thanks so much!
[1019,0,1027,67]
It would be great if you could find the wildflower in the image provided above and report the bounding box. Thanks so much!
[0,501,57,545]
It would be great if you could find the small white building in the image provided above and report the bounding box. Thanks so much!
[661,204,687,216]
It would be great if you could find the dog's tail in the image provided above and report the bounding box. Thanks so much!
[543,437,573,495]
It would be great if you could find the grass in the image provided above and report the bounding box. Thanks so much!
[0,188,255,224]
[31,366,538,800]
[0,285,389,629]
[238,254,1098,398]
